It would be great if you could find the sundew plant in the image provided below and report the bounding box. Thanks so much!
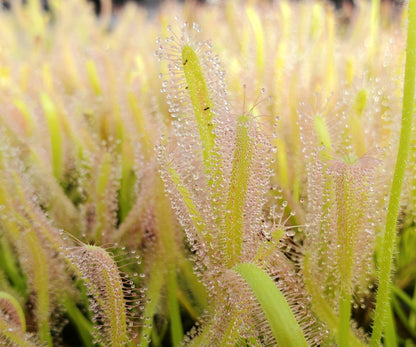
[1,0,416,346]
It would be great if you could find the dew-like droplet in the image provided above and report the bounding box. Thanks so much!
[286,230,296,237]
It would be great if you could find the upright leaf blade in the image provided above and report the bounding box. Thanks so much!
[233,262,308,347]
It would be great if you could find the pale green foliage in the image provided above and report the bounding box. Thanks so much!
[66,244,137,346]
[0,0,415,346]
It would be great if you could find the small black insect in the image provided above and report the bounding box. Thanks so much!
[204,106,210,111]
[183,59,188,66]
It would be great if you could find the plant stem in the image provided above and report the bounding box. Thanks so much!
[338,290,352,347]
[166,266,183,346]
[156,181,184,345]
[63,296,95,347]
[139,259,165,347]
[370,0,416,344]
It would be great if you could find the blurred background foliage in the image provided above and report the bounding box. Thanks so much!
[0,0,415,346]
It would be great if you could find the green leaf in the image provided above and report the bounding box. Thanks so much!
[233,262,308,347]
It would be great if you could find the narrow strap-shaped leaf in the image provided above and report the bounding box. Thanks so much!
[154,180,183,345]
[313,115,332,154]
[246,6,265,78]
[167,163,212,244]
[25,230,52,346]
[86,59,102,95]
[0,291,26,332]
[139,259,165,347]
[182,45,216,170]
[225,114,253,266]
[0,183,52,346]
[40,93,63,181]
[0,315,36,347]
[181,45,224,202]
[233,262,308,347]
[69,245,130,346]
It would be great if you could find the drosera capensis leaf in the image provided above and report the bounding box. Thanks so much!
[96,152,113,196]
[0,315,37,347]
[329,159,376,346]
[181,45,220,180]
[127,91,153,157]
[40,92,63,181]
[0,180,53,346]
[225,113,254,266]
[353,89,368,116]
[23,228,53,346]
[246,5,265,80]
[0,239,26,297]
[274,137,289,190]
[324,12,336,95]
[369,0,381,70]
[313,115,332,154]
[139,259,165,347]
[0,291,26,332]
[119,154,136,223]
[233,262,308,347]
[154,178,183,345]
[349,114,366,157]
[67,243,141,347]
[86,59,102,95]
[165,160,211,245]
[28,233,53,346]
[12,99,35,137]
[93,151,119,244]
